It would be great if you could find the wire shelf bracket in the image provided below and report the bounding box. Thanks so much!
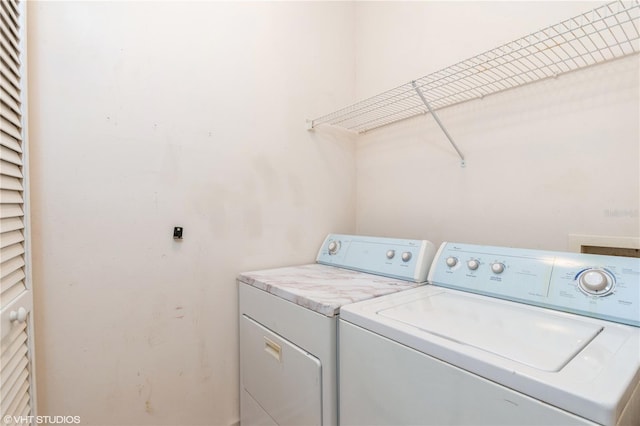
[307,0,640,167]
[411,81,465,167]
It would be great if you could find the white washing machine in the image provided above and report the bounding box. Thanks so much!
[238,234,436,426]
[339,242,640,426]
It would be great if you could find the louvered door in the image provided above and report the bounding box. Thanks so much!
[1,0,35,424]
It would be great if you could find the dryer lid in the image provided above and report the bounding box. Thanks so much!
[378,291,603,371]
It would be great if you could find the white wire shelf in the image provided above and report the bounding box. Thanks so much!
[309,0,640,135]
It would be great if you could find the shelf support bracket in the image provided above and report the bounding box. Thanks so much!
[412,81,465,167]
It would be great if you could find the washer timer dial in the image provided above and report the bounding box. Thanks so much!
[576,268,614,296]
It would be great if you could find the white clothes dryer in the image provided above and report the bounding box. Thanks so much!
[339,242,640,425]
[238,234,436,426]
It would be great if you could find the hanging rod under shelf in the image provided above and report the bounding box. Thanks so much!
[308,0,640,135]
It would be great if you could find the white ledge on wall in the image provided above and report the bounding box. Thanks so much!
[307,0,640,168]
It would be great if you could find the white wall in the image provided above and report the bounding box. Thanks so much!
[354,1,639,250]
[28,2,355,425]
[27,1,640,425]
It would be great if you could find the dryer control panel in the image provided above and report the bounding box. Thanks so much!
[428,242,640,327]
[317,234,436,283]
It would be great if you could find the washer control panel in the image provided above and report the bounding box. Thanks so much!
[317,234,437,283]
[428,242,640,326]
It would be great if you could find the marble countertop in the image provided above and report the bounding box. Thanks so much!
[238,263,422,317]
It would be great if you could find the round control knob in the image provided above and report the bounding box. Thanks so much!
[467,259,480,270]
[446,257,458,267]
[328,241,340,255]
[491,263,505,274]
[578,269,612,294]
[401,252,412,262]
[386,250,395,260]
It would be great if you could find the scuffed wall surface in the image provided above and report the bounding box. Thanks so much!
[28,2,356,425]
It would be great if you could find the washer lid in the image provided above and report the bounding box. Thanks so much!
[378,291,603,371]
